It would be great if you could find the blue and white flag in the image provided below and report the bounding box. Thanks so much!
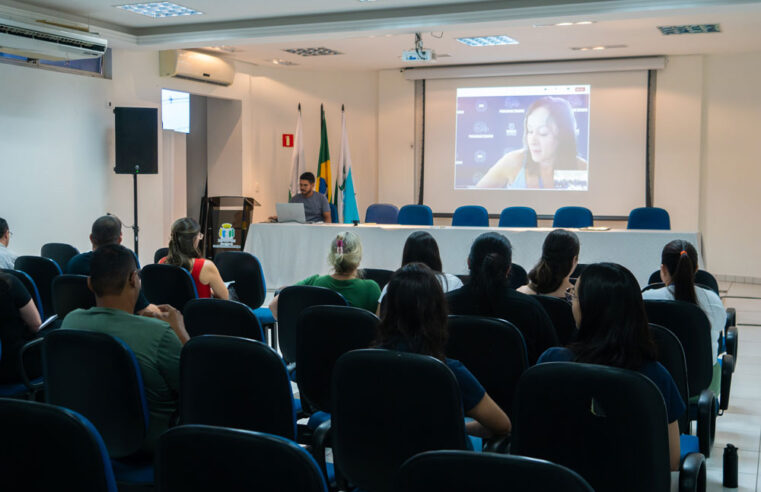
[337,106,359,223]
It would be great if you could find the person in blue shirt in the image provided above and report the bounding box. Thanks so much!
[538,262,685,470]
[374,262,511,438]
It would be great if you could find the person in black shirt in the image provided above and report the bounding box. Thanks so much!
[446,232,558,364]
[0,273,42,382]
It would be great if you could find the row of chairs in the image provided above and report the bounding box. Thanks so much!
[366,204,672,229]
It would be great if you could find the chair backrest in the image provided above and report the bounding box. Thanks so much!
[499,206,538,227]
[52,274,95,319]
[43,330,149,458]
[153,247,169,264]
[533,295,577,345]
[627,207,671,230]
[646,269,719,296]
[360,268,394,290]
[446,315,527,416]
[511,362,672,492]
[0,398,117,492]
[214,251,267,309]
[332,349,467,492]
[507,262,528,289]
[276,285,348,364]
[649,323,690,433]
[179,336,296,439]
[397,204,433,226]
[184,298,265,341]
[41,243,80,271]
[552,206,593,228]
[296,306,378,412]
[452,205,489,227]
[397,451,594,492]
[1,268,44,319]
[643,300,714,397]
[140,263,198,311]
[365,203,399,224]
[14,255,61,320]
[156,425,326,492]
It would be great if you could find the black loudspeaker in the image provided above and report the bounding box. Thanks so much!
[114,107,158,174]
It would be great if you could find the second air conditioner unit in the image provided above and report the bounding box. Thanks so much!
[159,49,235,86]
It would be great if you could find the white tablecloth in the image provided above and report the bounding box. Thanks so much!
[243,223,702,289]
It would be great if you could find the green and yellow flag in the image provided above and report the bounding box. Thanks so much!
[317,104,332,202]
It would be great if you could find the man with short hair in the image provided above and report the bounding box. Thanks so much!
[269,172,332,223]
[0,218,18,269]
[62,244,189,454]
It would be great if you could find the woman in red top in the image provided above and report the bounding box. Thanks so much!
[160,218,228,299]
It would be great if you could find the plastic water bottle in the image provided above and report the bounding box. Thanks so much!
[723,443,738,488]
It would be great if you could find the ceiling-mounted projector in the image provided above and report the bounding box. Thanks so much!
[403,32,437,62]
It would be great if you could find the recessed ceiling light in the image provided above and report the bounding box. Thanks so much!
[358,0,377,2]
[570,44,627,51]
[534,21,596,27]
[116,2,202,18]
[271,59,297,66]
[456,35,518,47]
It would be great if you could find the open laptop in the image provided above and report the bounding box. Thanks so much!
[276,202,307,223]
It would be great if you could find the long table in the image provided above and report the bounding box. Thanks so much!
[243,223,702,289]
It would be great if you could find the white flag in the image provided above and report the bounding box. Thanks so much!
[288,106,305,199]
[337,107,360,223]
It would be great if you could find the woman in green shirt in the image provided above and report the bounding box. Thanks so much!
[269,231,381,317]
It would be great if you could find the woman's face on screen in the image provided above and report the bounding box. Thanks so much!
[525,106,560,165]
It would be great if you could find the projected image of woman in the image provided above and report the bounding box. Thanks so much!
[475,96,588,189]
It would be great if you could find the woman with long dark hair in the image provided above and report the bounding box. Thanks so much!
[446,232,557,364]
[376,263,511,438]
[519,229,579,298]
[160,217,228,299]
[538,263,685,470]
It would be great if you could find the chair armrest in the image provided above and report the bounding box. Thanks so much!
[18,338,44,391]
[483,435,511,454]
[725,325,738,366]
[696,389,716,457]
[679,452,707,492]
[725,308,736,332]
[312,419,333,486]
[720,354,734,412]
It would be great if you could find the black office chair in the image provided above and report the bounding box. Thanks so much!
[179,335,296,439]
[329,349,469,492]
[15,255,61,321]
[155,425,327,492]
[0,398,117,492]
[52,274,95,319]
[1,268,44,319]
[397,451,594,492]
[153,247,168,264]
[507,262,528,289]
[446,315,527,418]
[214,252,274,325]
[276,286,348,366]
[41,243,80,272]
[141,263,198,311]
[534,295,577,345]
[511,362,706,492]
[647,269,720,296]
[360,268,394,290]
[183,298,265,341]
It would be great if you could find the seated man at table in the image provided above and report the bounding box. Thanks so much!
[268,172,331,223]
[62,244,189,455]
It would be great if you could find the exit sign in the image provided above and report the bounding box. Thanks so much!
[282,134,294,147]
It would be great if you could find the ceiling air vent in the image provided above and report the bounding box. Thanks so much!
[657,24,720,35]
[283,47,342,56]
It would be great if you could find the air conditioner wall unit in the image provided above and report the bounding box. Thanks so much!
[0,16,107,60]
[159,50,235,86]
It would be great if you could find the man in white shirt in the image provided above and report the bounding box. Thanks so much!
[0,218,18,269]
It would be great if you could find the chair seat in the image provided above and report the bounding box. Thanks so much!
[680,434,699,463]
[307,410,331,431]
[111,458,154,484]
[253,307,275,326]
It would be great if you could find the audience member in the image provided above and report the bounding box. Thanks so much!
[159,217,228,300]
[0,272,42,383]
[67,214,158,315]
[268,172,332,223]
[538,262,684,470]
[62,244,189,454]
[0,218,18,269]
[643,240,725,394]
[268,231,380,318]
[518,229,579,299]
[374,263,511,438]
[446,232,557,364]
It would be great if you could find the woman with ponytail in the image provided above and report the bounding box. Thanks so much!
[268,231,380,318]
[519,229,579,298]
[160,217,228,299]
[446,232,558,364]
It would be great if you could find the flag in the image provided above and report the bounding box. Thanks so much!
[337,105,360,223]
[316,104,332,203]
[288,104,305,200]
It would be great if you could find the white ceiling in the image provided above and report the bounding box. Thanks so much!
[2,0,761,70]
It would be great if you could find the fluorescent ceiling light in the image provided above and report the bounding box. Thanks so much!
[456,35,518,47]
[570,44,627,51]
[116,2,203,18]
[534,21,596,27]
[271,58,297,66]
